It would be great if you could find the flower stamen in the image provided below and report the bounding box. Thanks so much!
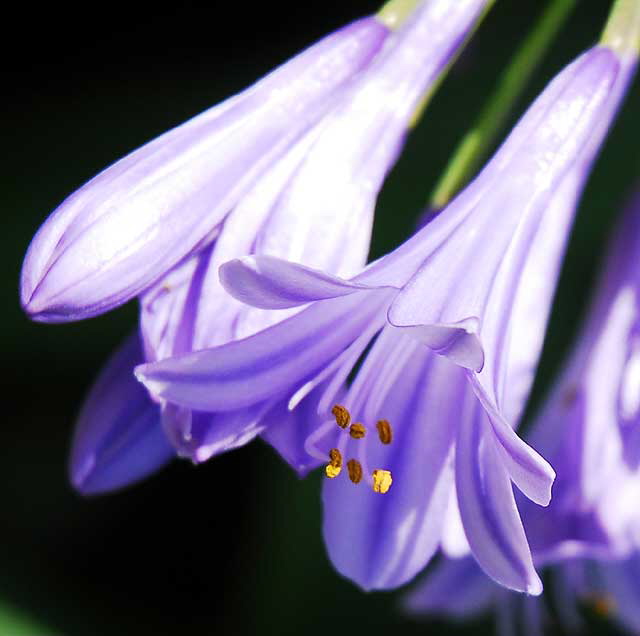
[372,469,393,493]
[325,448,343,478]
[332,404,351,429]
[347,458,363,484]
[376,419,393,444]
[349,422,366,439]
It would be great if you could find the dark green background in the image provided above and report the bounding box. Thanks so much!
[2,1,638,634]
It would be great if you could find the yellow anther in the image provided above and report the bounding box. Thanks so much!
[347,459,363,484]
[331,404,351,429]
[372,469,393,494]
[325,448,343,478]
[349,422,366,439]
[376,419,393,444]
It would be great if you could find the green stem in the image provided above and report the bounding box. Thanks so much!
[601,0,640,56]
[429,0,577,209]
[377,0,422,29]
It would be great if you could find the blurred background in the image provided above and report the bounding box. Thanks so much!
[2,1,639,634]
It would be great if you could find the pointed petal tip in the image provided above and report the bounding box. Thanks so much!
[526,573,544,597]
[219,254,381,309]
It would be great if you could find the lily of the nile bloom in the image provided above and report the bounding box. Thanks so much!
[23,0,494,492]
[405,554,640,635]
[136,19,637,592]
[405,189,640,634]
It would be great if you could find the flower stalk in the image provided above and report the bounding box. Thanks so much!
[377,0,422,29]
[601,0,640,56]
[429,0,577,209]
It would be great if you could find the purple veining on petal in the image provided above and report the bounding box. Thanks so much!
[20,17,389,322]
[136,289,394,411]
[323,334,459,590]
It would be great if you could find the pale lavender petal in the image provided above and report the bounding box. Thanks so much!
[219,255,385,309]
[468,373,555,506]
[250,0,491,283]
[404,557,496,619]
[188,124,327,349]
[21,17,388,322]
[260,385,335,476]
[387,48,621,384]
[455,407,542,595]
[69,334,173,495]
[140,243,214,361]
[136,289,392,411]
[386,316,484,372]
[440,486,471,558]
[322,340,460,590]
[162,402,269,464]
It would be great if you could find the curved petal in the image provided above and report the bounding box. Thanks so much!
[136,289,392,411]
[385,48,619,381]
[322,345,459,590]
[387,313,484,372]
[455,407,542,595]
[468,373,555,506]
[21,18,389,322]
[162,402,269,464]
[220,255,386,309]
[69,334,174,495]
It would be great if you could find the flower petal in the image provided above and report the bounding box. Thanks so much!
[260,386,334,476]
[162,402,269,464]
[69,334,174,495]
[404,557,496,619]
[322,345,459,590]
[468,373,555,506]
[21,17,389,322]
[386,314,484,372]
[455,406,542,595]
[386,48,620,380]
[219,255,384,309]
[136,289,392,411]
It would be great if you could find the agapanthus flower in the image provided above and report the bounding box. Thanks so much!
[405,190,640,634]
[403,554,636,635]
[137,33,635,592]
[21,0,493,492]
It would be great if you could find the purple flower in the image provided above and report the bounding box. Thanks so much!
[404,553,640,635]
[20,15,389,322]
[405,191,640,633]
[521,191,640,566]
[137,42,634,592]
[69,333,174,494]
[47,0,493,491]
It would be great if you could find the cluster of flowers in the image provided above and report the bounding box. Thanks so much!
[20,0,640,631]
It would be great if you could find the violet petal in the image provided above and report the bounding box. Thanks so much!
[69,334,173,495]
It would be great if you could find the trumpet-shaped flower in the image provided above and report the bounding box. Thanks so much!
[137,40,635,592]
[26,0,494,491]
[405,191,640,634]
[20,16,388,322]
